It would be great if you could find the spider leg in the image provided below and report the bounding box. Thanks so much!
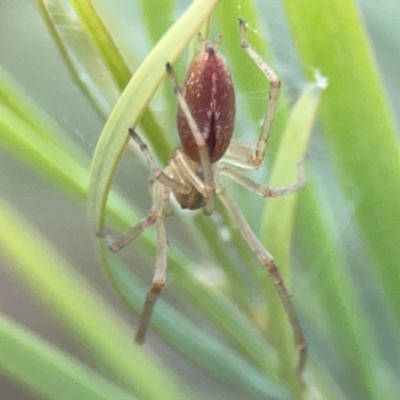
[100,177,170,342]
[239,18,281,168]
[129,128,190,194]
[165,63,214,198]
[172,150,211,195]
[136,216,168,343]
[220,157,305,198]
[101,180,170,253]
[202,197,214,215]
[216,185,306,375]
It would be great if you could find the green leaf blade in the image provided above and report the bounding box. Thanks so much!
[0,315,137,400]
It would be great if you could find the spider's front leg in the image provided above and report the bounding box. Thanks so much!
[129,128,190,193]
[225,19,281,169]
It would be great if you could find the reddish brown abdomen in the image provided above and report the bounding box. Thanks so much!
[177,47,235,163]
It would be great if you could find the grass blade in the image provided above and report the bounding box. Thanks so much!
[0,315,136,400]
[260,81,325,388]
[36,0,170,160]
[35,0,120,117]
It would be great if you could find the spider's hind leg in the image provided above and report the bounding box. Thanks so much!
[216,184,306,374]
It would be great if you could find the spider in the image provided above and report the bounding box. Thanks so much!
[103,19,306,374]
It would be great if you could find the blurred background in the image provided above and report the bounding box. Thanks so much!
[0,0,399,399]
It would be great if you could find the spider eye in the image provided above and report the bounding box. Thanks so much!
[177,44,236,163]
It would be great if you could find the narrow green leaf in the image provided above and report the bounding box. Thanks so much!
[263,79,326,271]
[35,0,120,117]
[0,315,136,400]
[295,182,384,398]
[69,0,131,90]
[36,0,171,161]
[68,0,173,162]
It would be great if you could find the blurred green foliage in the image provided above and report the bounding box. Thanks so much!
[0,0,399,399]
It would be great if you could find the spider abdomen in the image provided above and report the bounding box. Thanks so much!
[177,45,236,163]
